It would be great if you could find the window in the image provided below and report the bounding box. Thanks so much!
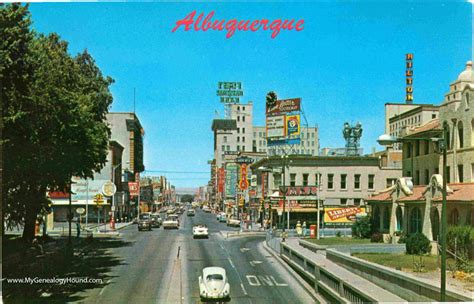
[328,174,334,189]
[354,198,361,206]
[465,93,470,107]
[458,165,463,183]
[406,143,412,158]
[340,198,347,205]
[237,106,240,111]
[354,174,361,189]
[435,167,439,174]
[237,128,240,133]
[221,145,225,152]
[237,136,240,142]
[449,208,459,226]
[242,145,245,151]
[340,174,347,189]
[432,114,436,119]
[303,174,309,186]
[415,141,420,156]
[242,106,245,111]
[237,146,240,151]
[368,174,375,190]
[242,127,245,133]
[226,145,230,150]
[424,140,429,154]
[273,173,281,188]
[315,173,322,187]
[290,174,296,186]
[386,178,396,188]
[410,207,422,233]
[224,136,227,143]
[242,137,245,142]
[383,207,390,231]
[415,170,420,185]
[458,121,464,148]
[424,169,430,185]
[242,116,246,122]
[237,116,240,122]
[447,166,451,183]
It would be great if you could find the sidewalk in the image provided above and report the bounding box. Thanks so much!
[279,237,405,302]
[49,221,134,237]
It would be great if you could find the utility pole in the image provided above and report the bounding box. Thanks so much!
[440,122,448,301]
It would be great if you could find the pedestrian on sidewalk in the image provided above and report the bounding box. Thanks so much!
[302,221,307,237]
[76,218,81,238]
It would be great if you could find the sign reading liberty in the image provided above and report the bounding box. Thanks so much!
[343,122,363,156]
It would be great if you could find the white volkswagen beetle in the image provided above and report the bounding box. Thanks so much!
[199,267,230,300]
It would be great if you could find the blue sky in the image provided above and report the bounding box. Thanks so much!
[29,1,473,188]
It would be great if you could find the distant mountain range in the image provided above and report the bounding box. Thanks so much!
[175,187,197,195]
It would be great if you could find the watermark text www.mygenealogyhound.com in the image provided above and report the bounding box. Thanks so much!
[5,277,103,285]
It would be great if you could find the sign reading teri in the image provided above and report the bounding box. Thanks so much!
[217,82,243,103]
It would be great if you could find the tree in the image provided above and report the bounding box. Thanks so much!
[2,4,114,242]
[351,215,372,239]
[181,194,194,203]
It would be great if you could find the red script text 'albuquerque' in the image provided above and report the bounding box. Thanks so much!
[171,11,304,39]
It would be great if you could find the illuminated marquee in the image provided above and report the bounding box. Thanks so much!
[406,53,413,103]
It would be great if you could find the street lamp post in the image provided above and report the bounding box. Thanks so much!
[377,124,448,301]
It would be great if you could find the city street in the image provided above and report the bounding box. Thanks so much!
[73,208,317,304]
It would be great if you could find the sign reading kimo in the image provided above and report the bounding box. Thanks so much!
[217,82,243,103]
[266,98,301,115]
[324,207,367,224]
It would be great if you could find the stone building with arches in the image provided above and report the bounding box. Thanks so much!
[368,60,474,244]
[366,176,473,242]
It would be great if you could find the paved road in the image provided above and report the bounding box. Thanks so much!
[76,208,318,303]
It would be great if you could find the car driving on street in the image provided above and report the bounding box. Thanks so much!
[226,216,240,227]
[150,213,162,228]
[199,267,230,300]
[138,213,152,231]
[163,214,179,229]
[192,224,209,238]
[187,209,195,216]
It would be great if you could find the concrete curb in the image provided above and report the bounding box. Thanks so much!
[221,231,267,238]
[262,240,324,303]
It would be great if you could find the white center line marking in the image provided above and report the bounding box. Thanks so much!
[240,283,248,295]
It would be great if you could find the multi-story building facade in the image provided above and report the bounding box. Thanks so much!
[386,103,439,150]
[368,60,474,243]
[253,126,319,156]
[252,155,401,228]
[401,61,474,185]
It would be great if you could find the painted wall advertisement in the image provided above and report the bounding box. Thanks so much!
[225,163,238,198]
[324,207,367,225]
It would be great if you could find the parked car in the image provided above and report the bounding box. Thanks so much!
[227,216,240,227]
[193,224,209,238]
[219,213,227,223]
[203,206,211,213]
[163,214,179,229]
[199,267,230,300]
[138,213,152,231]
[187,209,195,216]
[150,214,162,228]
